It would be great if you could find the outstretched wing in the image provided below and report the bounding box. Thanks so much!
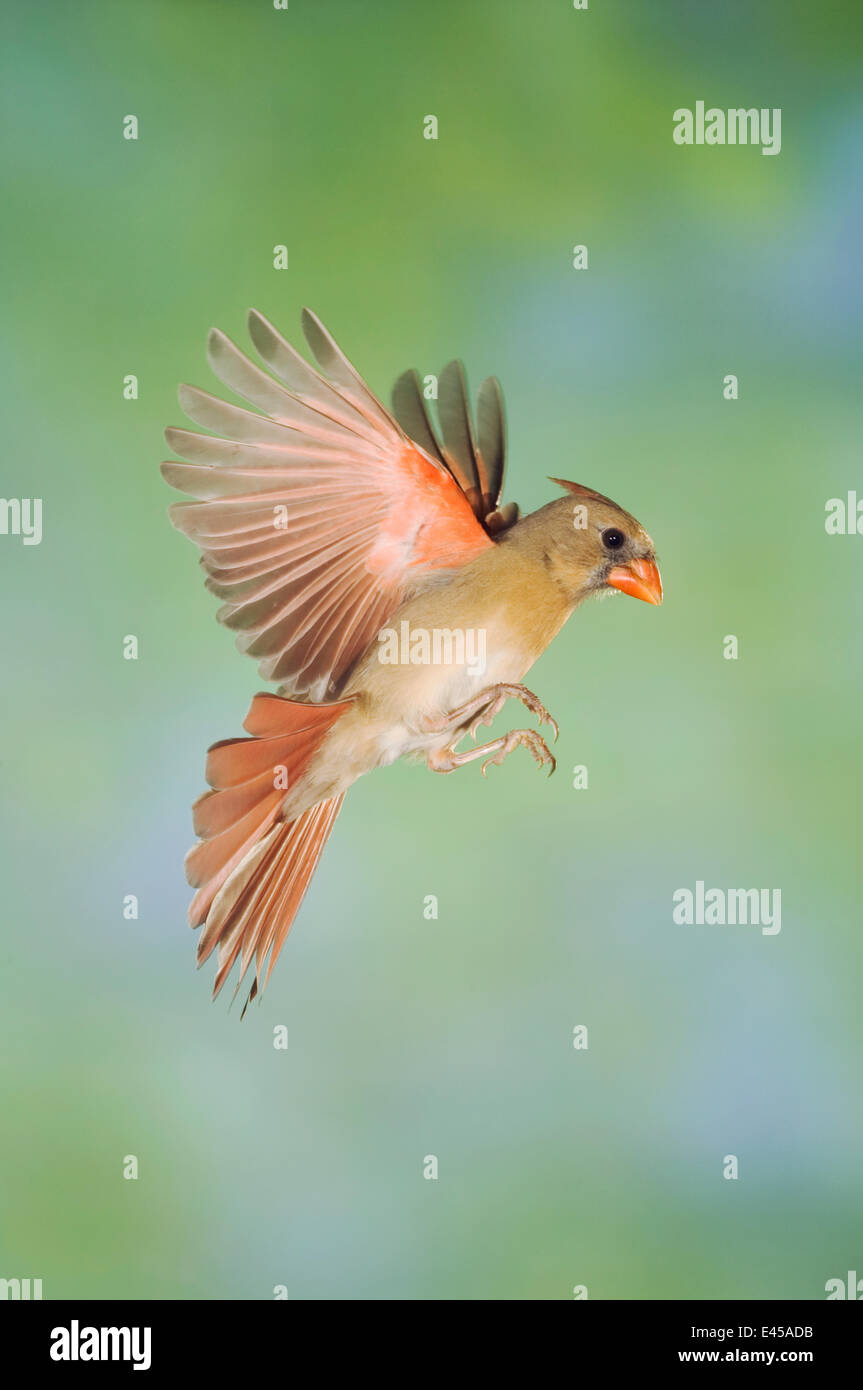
[391,360,519,537]
[162,309,499,700]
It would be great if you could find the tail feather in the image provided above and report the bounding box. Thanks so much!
[196,826,281,960]
[192,769,279,839]
[207,795,345,1008]
[185,689,351,1004]
[187,801,283,928]
[205,725,323,788]
[185,791,284,889]
[260,796,344,986]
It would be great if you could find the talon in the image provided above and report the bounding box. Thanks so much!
[545,716,560,743]
[480,751,503,776]
[519,690,559,745]
[536,708,559,742]
[431,687,559,780]
[469,710,489,740]
[470,703,502,741]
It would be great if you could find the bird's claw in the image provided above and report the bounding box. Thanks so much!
[480,729,557,778]
[517,690,559,743]
[469,702,502,741]
[469,688,560,745]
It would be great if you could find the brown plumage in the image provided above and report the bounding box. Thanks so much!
[162,309,662,1010]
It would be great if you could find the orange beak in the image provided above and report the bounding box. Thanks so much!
[606,556,663,606]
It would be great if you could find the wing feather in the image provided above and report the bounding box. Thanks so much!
[162,309,499,698]
[475,376,506,509]
[437,360,481,502]
[391,355,514,533]
[391,369,448,469]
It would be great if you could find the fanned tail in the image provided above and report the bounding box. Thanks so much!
[185,690,351,1006]
[197,794,345,1015]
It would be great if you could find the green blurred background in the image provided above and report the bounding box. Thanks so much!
[1,0,861,1299]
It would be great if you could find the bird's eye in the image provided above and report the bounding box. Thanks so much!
[602,527,626,550]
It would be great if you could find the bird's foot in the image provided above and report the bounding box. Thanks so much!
[468,684,559,744]
[480,727,556,777]
[427,727,556,777]
[424,684,558,744]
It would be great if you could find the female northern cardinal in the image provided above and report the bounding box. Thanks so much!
[162,310,662,1009]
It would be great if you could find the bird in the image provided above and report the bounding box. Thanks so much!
[161,308,662,1011]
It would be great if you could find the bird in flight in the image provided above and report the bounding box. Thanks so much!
[162,309,662,1010]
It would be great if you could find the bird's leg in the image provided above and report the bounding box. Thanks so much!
[424,683,559,743]
[468,683,559,744]
[427,729,556,777]
[424,683,559,777]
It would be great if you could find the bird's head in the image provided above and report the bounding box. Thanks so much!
[536,478,663,607]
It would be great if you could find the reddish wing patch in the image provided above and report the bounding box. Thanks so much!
[162,310,494,698]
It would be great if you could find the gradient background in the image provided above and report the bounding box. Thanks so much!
[2,0,861,1300]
